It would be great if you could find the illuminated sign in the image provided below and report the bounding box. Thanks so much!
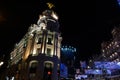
[85,69,111,75]
[75,74,87,79]
[94,61,120,69]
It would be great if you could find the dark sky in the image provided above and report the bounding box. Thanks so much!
[0,0,120,61]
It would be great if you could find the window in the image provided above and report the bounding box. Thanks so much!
[37,37,42,44]
[29,61,38,73]
[31,62,38,68]
[47,37,52,44]
[37,48,41,54]
[47,48,51,56]
[29,73,36,80]
[23,43,26,48]
[45,62,53,68]
[43,62,53,80]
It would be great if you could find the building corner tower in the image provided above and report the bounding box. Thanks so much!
[7,4,62,80]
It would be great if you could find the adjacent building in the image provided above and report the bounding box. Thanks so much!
[85,27,120,79]
[101,27,120,62]
[61,45,76,79]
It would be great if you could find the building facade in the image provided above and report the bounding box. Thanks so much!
[101,27,120,62]
[6,9,62,80]
[61,45,76,79]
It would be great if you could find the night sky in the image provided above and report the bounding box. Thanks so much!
[0,0,120,61]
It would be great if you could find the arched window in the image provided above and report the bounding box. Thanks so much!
[29,60,38,73]
[43,61,54,80]
[29,60,38,80]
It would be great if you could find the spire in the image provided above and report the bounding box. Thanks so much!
[46,2,55,9]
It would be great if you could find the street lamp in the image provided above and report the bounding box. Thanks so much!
[0,61,4,67]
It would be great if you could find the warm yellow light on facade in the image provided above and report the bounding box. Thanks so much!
[52,12,58,20]
[33,49,36,56]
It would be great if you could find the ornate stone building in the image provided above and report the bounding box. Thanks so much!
[6,8,62,80]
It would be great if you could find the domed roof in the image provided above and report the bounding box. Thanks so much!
[37,9,60,32]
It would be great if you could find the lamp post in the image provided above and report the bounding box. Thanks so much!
[0,61,4,67]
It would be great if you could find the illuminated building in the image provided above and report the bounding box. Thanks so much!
[85,27,120,79]
[78,27,120,79]
[73,26,120,79]
[6,6,62,80]
[101,27,120,62]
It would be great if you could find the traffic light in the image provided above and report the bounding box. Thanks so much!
[48,71,51,75]
[43,68,52,80]
[43,62,53,80]
[47,70,52,80]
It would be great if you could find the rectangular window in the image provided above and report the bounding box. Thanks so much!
[37,48,41,54]
[47,48,51,56]
[47,38,52,44]
[37,38,42,44]
[30,62,38,73]
[23,42,27,48]
[29,73,36,79]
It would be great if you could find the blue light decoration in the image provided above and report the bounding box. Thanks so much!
[75,74,87,80]
[61,45,76,59]
[61,46,76,53]
[85,61,120,75]
[85,69,111,75]
[60,63,68,78]
[80,61,87,68]
[94,61,120,69]
[117,0,120,5]
[85,69,102,75]
[107,70,111,74]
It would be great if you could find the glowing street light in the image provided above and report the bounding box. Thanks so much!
[0,61,4,67]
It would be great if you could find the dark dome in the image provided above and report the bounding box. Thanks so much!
[46,19,59,32]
